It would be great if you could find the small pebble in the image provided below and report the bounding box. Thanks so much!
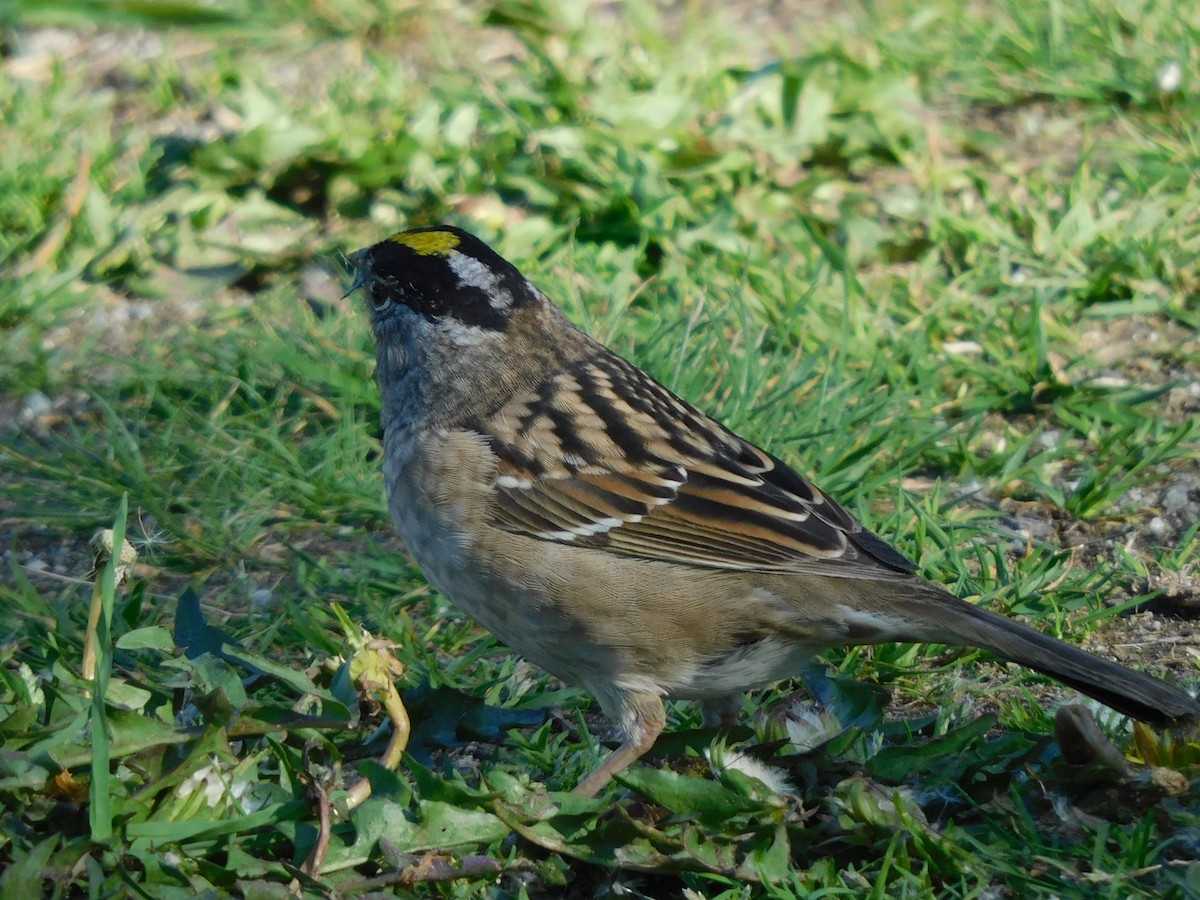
[1158,60,1183,94]
[1162,485,1189,513]
[249,587,275,609]
[1148,516,1168,537]
[1037,429,1062,449]
[22,391,53,419]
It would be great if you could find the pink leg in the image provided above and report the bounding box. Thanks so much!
[573,693,666,797]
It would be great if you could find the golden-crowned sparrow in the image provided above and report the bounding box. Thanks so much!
[348,225,1199,797]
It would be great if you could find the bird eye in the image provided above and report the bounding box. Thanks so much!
[368,283,391,309]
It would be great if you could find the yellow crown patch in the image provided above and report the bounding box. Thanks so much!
[389,230,461,256]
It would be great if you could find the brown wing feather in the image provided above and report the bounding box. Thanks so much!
[479,352,916,576]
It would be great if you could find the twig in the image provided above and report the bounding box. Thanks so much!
[344,852,503,890]
[299,779,332,878]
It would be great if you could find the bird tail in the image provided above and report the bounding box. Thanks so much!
[902,590,1200,727]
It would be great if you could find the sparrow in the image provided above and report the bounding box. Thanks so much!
[347,224,1199,797]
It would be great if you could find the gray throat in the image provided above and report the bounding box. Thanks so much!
[376,330,427,434]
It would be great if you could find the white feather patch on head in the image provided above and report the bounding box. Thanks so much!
[449,252,513,309]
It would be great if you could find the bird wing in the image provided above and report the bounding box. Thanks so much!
[478,352,917,577]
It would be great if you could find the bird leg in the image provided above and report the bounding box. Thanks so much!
[573,692,666,797]
[700,695,743,729]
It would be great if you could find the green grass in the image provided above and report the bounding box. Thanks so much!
[2,0,1198,895]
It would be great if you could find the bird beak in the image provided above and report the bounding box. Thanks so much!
[339,249,368,301]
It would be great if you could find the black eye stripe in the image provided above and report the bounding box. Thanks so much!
[358,227,537,330]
